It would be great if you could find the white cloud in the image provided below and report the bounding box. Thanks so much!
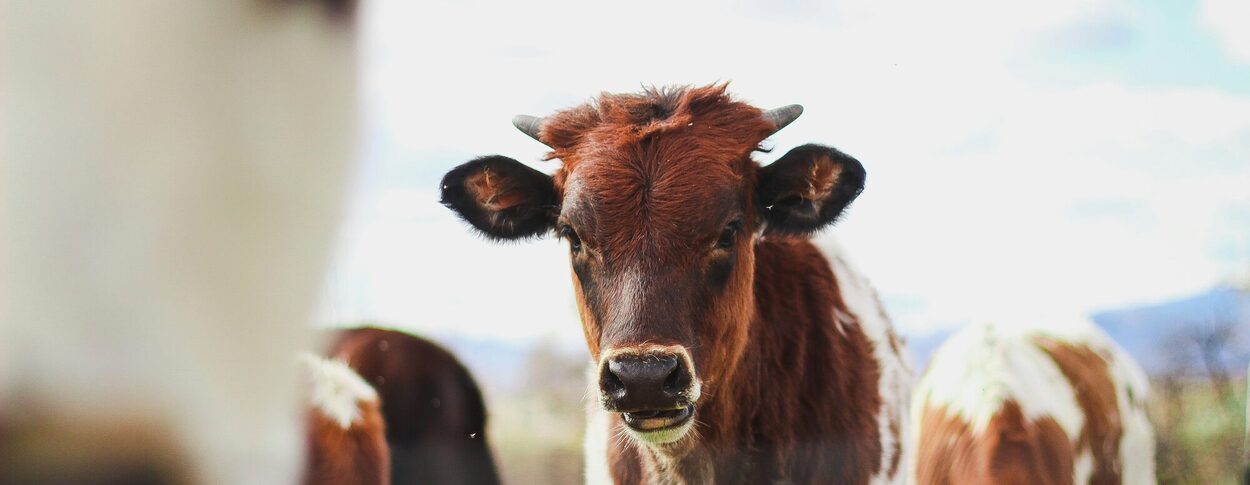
[1202,0,1250,63]
[833,82,1250,331]
[357,0,1123,163]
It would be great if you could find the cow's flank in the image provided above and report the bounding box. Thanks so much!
[912,321,1155,485]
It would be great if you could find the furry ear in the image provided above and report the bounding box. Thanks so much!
[440,155,558,240]
[755,144,866,235]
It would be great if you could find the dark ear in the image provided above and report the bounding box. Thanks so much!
[440,155,558,240]
[756,144,866,235]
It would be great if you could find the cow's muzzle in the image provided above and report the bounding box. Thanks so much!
[598,347,699,443]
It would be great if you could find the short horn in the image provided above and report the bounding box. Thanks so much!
[512,114,546,144]
[763,104,803,134]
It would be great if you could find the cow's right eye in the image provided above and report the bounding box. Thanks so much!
[716,220,743,250]
[560,225,582,253]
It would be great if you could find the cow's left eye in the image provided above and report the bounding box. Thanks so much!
[716,220,742,249]
[559,224,582,253]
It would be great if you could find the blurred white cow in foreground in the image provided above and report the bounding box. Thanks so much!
[1,1,357,483]
[911,319,1156,485]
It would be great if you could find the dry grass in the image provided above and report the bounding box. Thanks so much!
[1151,376,1247,485]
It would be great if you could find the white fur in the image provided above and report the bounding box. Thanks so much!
[820,239,914,484]
[1073,450,1094,484]
[911,318,1156,484]
[913,321,1086,438]
[0,2,354,483]
[302,354,378,429]
[584,372,615,485]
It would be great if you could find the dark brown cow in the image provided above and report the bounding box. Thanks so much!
[911,321,1156,485]
[327,327,500,485]
[303,354,391,485]
[440,84,911,484]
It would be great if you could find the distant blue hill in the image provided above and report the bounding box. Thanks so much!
[904,330,955,371]
[904,286,1250,378]
[1092,285,1250,377]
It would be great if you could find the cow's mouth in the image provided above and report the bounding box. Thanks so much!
[620,405,694,443]
[622,406,692,431]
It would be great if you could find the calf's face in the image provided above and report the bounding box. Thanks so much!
[440,86,865,445]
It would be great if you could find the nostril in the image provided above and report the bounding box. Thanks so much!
[602,366,626,399]
[662,362,689,396]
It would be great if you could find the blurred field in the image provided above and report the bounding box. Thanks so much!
[1152,375,1247,485]
[485,342,588,485]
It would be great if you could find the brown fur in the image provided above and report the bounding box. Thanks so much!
[917,402,1074,485]
[1035,337,1123,485]
[327,327,499,485]
[467,170,530,212]
[805,153,842,202]
[305,388,390,485]
[542,86,888,483]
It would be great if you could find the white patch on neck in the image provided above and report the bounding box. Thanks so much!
[817,238,913,484]
[301,353,378,429]
[584,390,615,485]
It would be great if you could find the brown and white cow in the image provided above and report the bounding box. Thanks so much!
[303,354,391,485]
[327,327,500,485]
[911,320,1155,485]
[440,85,912,484]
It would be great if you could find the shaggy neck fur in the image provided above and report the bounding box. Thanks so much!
[612,238,884,484]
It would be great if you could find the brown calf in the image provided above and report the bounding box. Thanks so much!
[440,84,911,484]
[911,321,1156,485]
[327,327,500,485]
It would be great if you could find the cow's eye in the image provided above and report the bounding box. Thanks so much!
[716,220,742,249]
[560,225,582,253]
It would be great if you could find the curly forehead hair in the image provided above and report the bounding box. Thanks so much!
[537,84,778,167]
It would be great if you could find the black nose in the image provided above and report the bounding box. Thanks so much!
[601,353,691,412]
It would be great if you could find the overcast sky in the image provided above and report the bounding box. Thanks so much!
[315,0,1250,349]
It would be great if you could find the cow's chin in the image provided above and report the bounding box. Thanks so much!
[621,405,696,445]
